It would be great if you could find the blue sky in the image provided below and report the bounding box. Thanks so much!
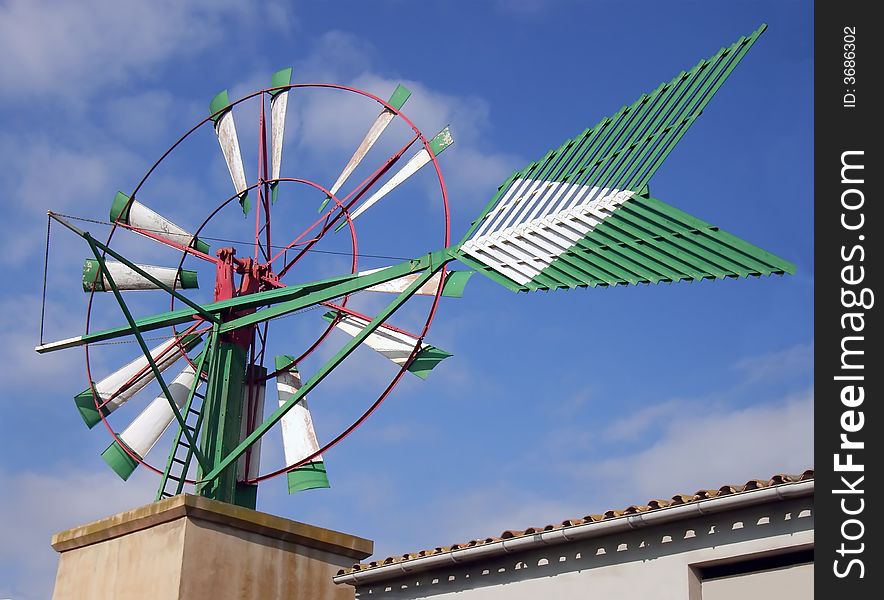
[0,1,812,598]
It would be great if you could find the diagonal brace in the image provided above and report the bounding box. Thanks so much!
[50,212,219,324]
[85,236,210,472]
[198,258,452,486]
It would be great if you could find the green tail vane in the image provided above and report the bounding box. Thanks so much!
[455,24,794,292]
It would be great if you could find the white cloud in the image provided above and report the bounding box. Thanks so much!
[278,32,521,219]
[0,132,140,266]
[600,397,685,443]
[0,294,83,403]
[0,466,155,600]
[361,389,814,562]
[733,342,813,384]
[0,0,248,102]
[571,389,814,507]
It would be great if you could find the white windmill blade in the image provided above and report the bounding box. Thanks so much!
[321,311,452,379]
[275,356,329,493]
[100,362,200,481]
[209,90,250,215]
[74,333,202,429]
[82,259,198,293]
[237,364,267,484]
[269,67,292,203]
[110,192,211,254]
[334,126,453,230]
[318,84,412,212]
[358,267,474,298]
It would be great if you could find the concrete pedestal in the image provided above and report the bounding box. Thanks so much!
[50,494,373,599]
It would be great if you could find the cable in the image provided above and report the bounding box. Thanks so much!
[50,212,409,261]
[39,215,52,345]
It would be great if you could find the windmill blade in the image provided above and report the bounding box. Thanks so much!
[334,126,453,230]
[82,259,198,292]
[269,67,292,203]
[74,334,202,428]
[111,192,210,254]
[455,24,794,292]
[237,365,267,485]
[100,362,200,480]
[210,90,250,215]
[322,311,451,379]
[318,84,412,212]
[276,356,329,493]
[359,267,474,297]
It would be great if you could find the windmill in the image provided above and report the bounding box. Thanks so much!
[36,24,793,509]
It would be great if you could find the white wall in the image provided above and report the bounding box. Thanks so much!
[355,496,813,599]
[702,562,813,600]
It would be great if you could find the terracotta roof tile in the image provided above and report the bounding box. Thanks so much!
[337,468,814,577]
[669,494,695,505]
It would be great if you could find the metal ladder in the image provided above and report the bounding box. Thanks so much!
[156,347,212,501]
[156,389,206,500]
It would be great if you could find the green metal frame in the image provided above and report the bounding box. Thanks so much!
[50,213,454,506]
[196,262,448,489]
[82,235,210,472]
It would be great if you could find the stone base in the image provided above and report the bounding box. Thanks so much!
[50,494,373,599]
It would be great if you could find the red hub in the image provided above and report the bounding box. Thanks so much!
[214,248,280,348]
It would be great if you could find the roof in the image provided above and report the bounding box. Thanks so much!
[336,468,813,578]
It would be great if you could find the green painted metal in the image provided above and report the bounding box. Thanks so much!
[407,345,453,379]
[457,26,765,213]
[235,363,267,508]
[42,27,796,511]
[81,259,198,292]
[100,439,140,481]
[108,192,211,254]
[320,311,453,378]
[428,126,454,156]
[76,220,218,324]
[197,340,248,505]
[269,68,292,203]
[288,461,329,493]
[439,270,475,298]
[275,352,326,496]
[531,195,795,290]
[40,253,447,352]
[72,332,203,430]
[209,90,232,123]
[269,67,292,97]
[213,253,449,334]
[73,389,105,428]
[156,345,212,500]
[85,235,209,471]
[387,84,411,110]
[452,250,527,292]
[110,191,132,223]
[454,25,790,292]
[197,263,449,486]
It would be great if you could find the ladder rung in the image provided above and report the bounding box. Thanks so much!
[172,457,187,465]
[193,392,206,399]
[187,407,201,416]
